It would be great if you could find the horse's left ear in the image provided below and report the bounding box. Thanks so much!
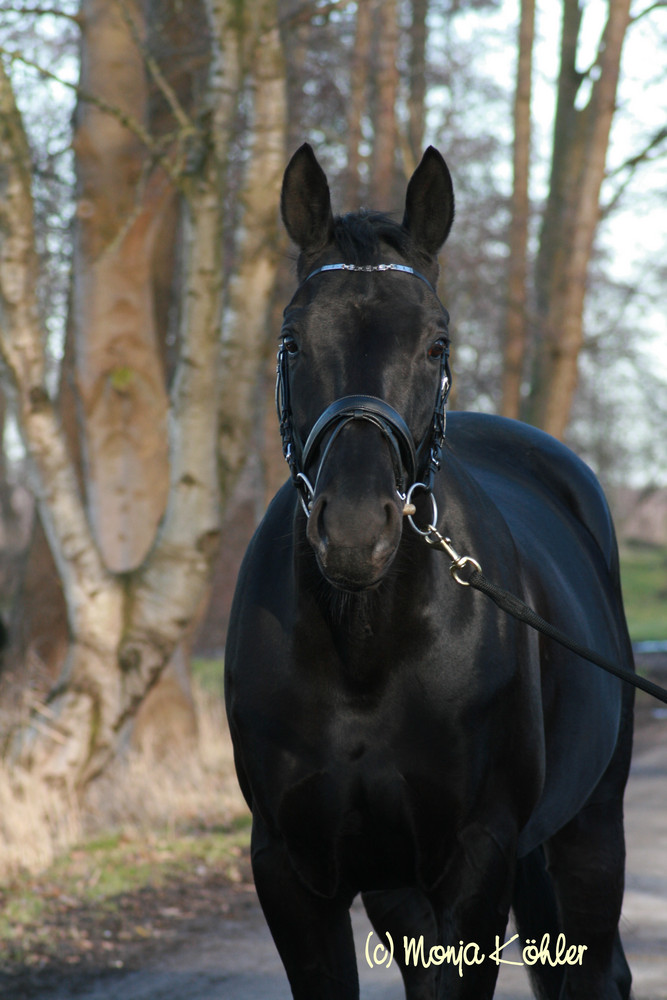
[281,143,335,253]
[402,147,454,255]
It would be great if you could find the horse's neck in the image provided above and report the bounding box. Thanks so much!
[292,511,437,685]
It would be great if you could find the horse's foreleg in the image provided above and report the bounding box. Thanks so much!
[426,818,517,1000]
[362,887,439,999]
[251,818,359,1000]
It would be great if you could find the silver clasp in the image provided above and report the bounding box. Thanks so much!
[295,472,315,517]
[423,525,482,586]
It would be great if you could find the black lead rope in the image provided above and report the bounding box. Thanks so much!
[468,568,667,705]
[423,524,667,706]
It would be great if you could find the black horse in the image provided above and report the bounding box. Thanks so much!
[225,144,634,999]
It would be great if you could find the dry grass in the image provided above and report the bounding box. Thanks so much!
[0,683,248,880]
[0,766,82,878]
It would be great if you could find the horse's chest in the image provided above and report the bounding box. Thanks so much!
[273,694,464,894]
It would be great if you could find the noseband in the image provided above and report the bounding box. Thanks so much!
[275,263,452,516]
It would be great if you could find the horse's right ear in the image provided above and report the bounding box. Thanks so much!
[402,147,454,255]
[281,144,335,252]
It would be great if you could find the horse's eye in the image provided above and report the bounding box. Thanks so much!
[282,334,299,356]
[428,338,447,360]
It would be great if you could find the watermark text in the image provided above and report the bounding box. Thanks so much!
[364,931,587,977]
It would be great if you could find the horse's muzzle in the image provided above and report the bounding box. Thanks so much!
[306,490,403,590]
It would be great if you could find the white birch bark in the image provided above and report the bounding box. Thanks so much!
[218,1,286,498]
[0,59,124,783]
[0,0,285,787]
[73,0,171,572]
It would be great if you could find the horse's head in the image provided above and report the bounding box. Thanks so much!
[279,144,454,592]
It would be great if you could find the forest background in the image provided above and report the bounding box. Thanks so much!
[0,0,666,853]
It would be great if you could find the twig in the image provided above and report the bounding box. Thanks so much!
[279,0,354,28]
[601,125,667,217]
[0,3,82,23]
[113,0,197,138]
[608,126,667,176]
[630,1,667,24]
[0,45,186,187]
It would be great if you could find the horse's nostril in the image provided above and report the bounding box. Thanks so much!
[372,501,401,563]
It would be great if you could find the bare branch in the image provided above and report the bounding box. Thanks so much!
[279,0,353,27]
[609,125,667,176]
[602,125,667,217]
[0,3,82,23]
[630,1,667,24]
[0,46,188,188]
[112,0,197,138]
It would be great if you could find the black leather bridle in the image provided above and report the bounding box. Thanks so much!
[275,263,452,515]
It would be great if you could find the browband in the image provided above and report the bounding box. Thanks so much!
[302,262,438,297]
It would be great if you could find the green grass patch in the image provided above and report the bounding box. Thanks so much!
[619,544,667,642]
[0,816,252,967]
[191,656,224,693]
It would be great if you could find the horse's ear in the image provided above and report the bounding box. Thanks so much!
[402,147,454,255]
[281,143,335,252]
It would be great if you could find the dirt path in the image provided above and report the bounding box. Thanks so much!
[4,702,666,1000]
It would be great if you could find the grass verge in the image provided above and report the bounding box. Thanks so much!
[0,671,251,972]
[0,815,252,972]
[619,544,667,642]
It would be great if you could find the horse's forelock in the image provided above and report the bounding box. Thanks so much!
[331,211,424,266]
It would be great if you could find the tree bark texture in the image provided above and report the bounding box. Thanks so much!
[369,0,400,207]
[342,0,373,207]
[406,0,428,174]
[501,0,535,420]
[4,0,211,745]
[528,0,631,439]
[0,57,124,783]
[73,0,171,573]
[0,0,285,789]
[217,0,287,500]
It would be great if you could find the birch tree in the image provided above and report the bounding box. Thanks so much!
[0,0,285,789]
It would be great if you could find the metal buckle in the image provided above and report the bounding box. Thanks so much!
[405,483,438,536]
[423,525,482,585]
[295,472,315,517]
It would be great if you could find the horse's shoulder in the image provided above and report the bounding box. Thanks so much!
[446,412,617,566]
[228,481,295,622]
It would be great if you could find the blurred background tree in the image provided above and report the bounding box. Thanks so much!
[0,0,665,792]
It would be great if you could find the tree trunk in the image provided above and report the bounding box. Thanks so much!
[0,0,285,789]
[5,0,209,749]
[527,0,631,439]
[406,0,428,174]
[217,0,287,500]
[73,0,171,573]
[280,0,310,154]
[0,57,125,783]
[369,0,400,207]
[343,0,373,207]
[501,0,535,420]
